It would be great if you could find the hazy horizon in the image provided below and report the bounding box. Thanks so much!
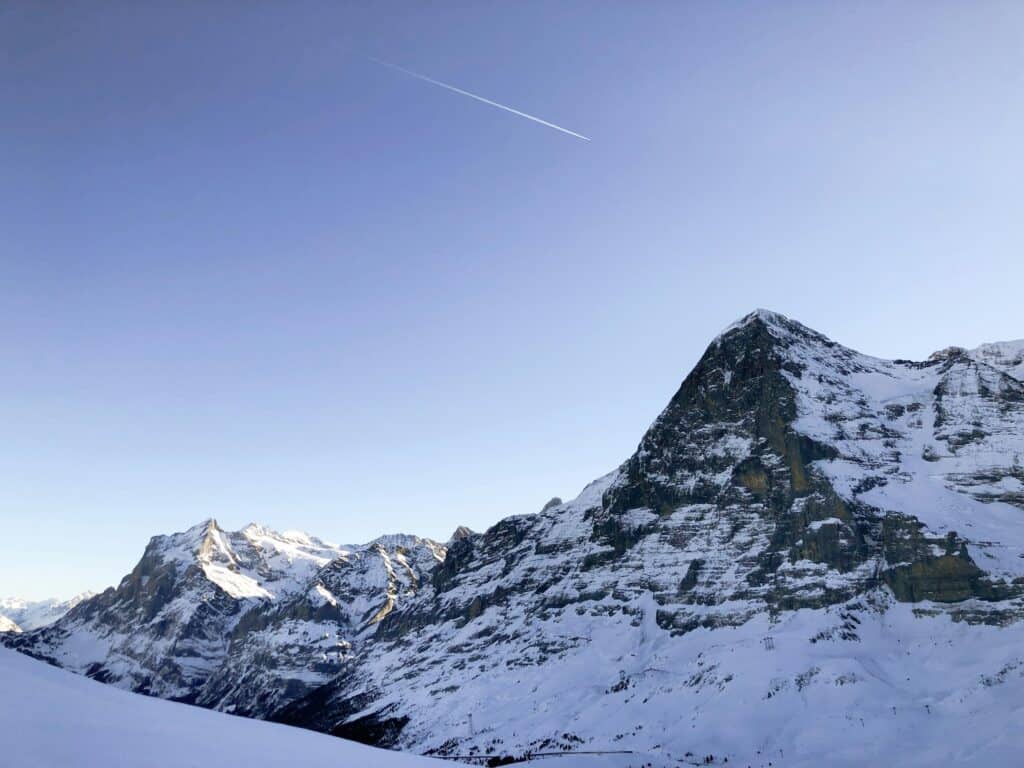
[3,2,1023,600]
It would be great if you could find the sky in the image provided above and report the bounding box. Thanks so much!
[2,2,1023,600]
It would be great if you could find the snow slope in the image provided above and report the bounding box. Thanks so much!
[0,647,454,768]
[0,615,21,633]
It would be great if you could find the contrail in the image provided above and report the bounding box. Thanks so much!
[367,56,590,142]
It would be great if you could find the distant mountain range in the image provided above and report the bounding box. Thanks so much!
[6,311,1024,767]
[0,592,95,633]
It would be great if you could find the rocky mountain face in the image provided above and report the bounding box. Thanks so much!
[0,592,94,632]
[7,521,444,715]
[7,311,1024,767]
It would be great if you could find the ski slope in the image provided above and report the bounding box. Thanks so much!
[0,648,453,768]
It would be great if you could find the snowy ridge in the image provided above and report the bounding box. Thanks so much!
[157,518,346,600]
[967,338,1024,382]
[713,308,792,343]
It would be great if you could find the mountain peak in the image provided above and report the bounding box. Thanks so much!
[927,345,968,362]
[448,525,475,543]
[967,338,1024,381]
[717,307,790,333]
[712,308,828,349]
[174,517,220,539]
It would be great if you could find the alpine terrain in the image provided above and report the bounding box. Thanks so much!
[7,311,1024,767]
[0,593,95,632]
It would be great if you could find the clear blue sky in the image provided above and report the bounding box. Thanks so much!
[2,2,1022,599]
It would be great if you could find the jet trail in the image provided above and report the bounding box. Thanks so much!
[368,56,590,142]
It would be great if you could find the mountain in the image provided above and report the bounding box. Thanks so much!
[0,592,94,631]
[7,311,1024,767]
[7,520,444,714]
[0,616,21,633]
[267,312,1024,765]
[965,339,1024,381]
[0,647,457,768]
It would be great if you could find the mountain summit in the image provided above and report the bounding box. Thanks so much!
[8,311,1024,767]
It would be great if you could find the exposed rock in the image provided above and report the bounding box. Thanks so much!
[539,497,563,513]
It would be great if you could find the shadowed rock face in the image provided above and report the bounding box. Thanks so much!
[7,311,1024,765]
[597,314,870,611]
[597,313,1022,612]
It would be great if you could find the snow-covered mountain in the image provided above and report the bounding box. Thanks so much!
[965,338,1024,381]
[0,615,21,633]
[0,592,94,631]
[0,647,456,768]
[8,520,444,713]
[7,311,1024,767]
[267,312,1024,765]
